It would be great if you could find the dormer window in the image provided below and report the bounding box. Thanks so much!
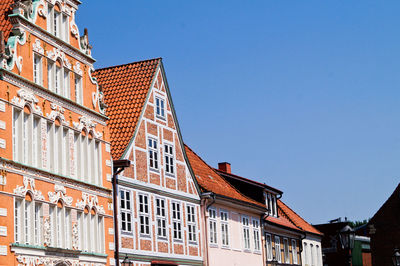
[265,192,277,217]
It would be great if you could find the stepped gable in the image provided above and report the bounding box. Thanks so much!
[94,58,161,159]
[0,0,13,40]
[185,144,265,208]
[278,200,323,235]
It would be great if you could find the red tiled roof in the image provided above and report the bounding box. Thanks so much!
[185,145,265,208]
[265,208,302,231]
[0,0,13,41]
[278,200,323,235]
[94,58,161,159]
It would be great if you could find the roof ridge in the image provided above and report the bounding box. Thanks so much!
[184,144,265,208]
[95,57,162,72]
[215,168,282,194]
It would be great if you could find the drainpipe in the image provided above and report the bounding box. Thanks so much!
[261,211,269,266]
[201,192,215,266]
[112,159,131,266]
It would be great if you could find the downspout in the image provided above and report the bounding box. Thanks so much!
[299,232,307,266]
[112,159,131,266]
[201,192,215,266]
[261,211,269,266]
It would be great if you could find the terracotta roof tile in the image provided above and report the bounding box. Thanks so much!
[94,58,161,159]
[0,0,13,41]
[266,209,301,231]
[185,145,265,208]
[278,200,323,235]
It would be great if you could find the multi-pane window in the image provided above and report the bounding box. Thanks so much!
[33,54,42,85]
[316,245,321,266]
[220,210,229,247]
[266,193,277,217]
[292,239,298,264]
[73,132,102,185]
[138,194,150,236]
[304,242,308,265]
[76,210,104,253]
[74,74,83,104]
[284,238,290,263]
[311,243,315,266]
[63,70,70,99]
[120,190,132,233]
[275,236,282,263]
[47,5,69,42]
[164,144,174,175]
[253,219,260,251]
[148,138,158,170]
[155,97,165,118]
[208,208,217,244]
[172,202,182,241]
[156,198,167,239]
[242,216,250,250]
[187,205,197,243]
[266,234,273,260]
[13,109,41,168]
[14,198,42,246]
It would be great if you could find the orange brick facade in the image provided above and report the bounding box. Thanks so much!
[0,1,113,265]
[96,63,203,265]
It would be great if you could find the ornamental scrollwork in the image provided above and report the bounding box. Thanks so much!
[11,88,43,115]
[48,184,73,206]
[43,216,51,246]
[46,102,68,126]
[46,47,72,69]
[76,192,105,215]
[32,39,44,55]
[73,116,103,139]
[72,222,79,250]
[3,28,26,73]
[13,176,45,201]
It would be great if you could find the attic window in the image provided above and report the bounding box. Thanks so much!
[155,97,165,119]
[265,192,277,217]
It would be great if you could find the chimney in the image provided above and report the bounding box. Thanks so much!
[218,162,231,174]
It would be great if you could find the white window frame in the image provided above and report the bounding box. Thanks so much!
[220,209,229,247]
[171,201,182,241]
[155,197,167,239]
[33,53,42,85]
[14,197,42,246]
[155,96,166,119]
[284,238,290,263]
[74,74,83,104]
[275,236,282,263]
[187,204,197,244]
[208,207,217,245]
[164,143,175,176]
[292,239,298,264]
[138,193,150,236]
[148,137,159,170]
[242,215,250,250]
[252,218,260,252]
[266,234,273,261]
[120,189,132,234]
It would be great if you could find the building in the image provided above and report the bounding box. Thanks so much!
[95,59,203,266]
[314,219,371,266]
[185,146,267,266]
[0,0,113,265]
[217,164,323,266]
[368,183,400,266]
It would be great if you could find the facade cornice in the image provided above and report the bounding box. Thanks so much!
[10,13,96,65]
[213,194,267,214]
[118,178,201,204]
[0,69,108,124]
[0,157,112,198]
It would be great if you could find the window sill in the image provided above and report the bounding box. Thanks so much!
[243,249,252,253]
[139,234,151,239]
[156,115,166,121]
[188,241,198,246]
[209,243,218,248]
[173,239,183,244]
[149,168,160,174]
[157,237,168,242]
[221,246,231,250]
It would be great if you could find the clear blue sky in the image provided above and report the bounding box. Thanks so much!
[77,1,400,224]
